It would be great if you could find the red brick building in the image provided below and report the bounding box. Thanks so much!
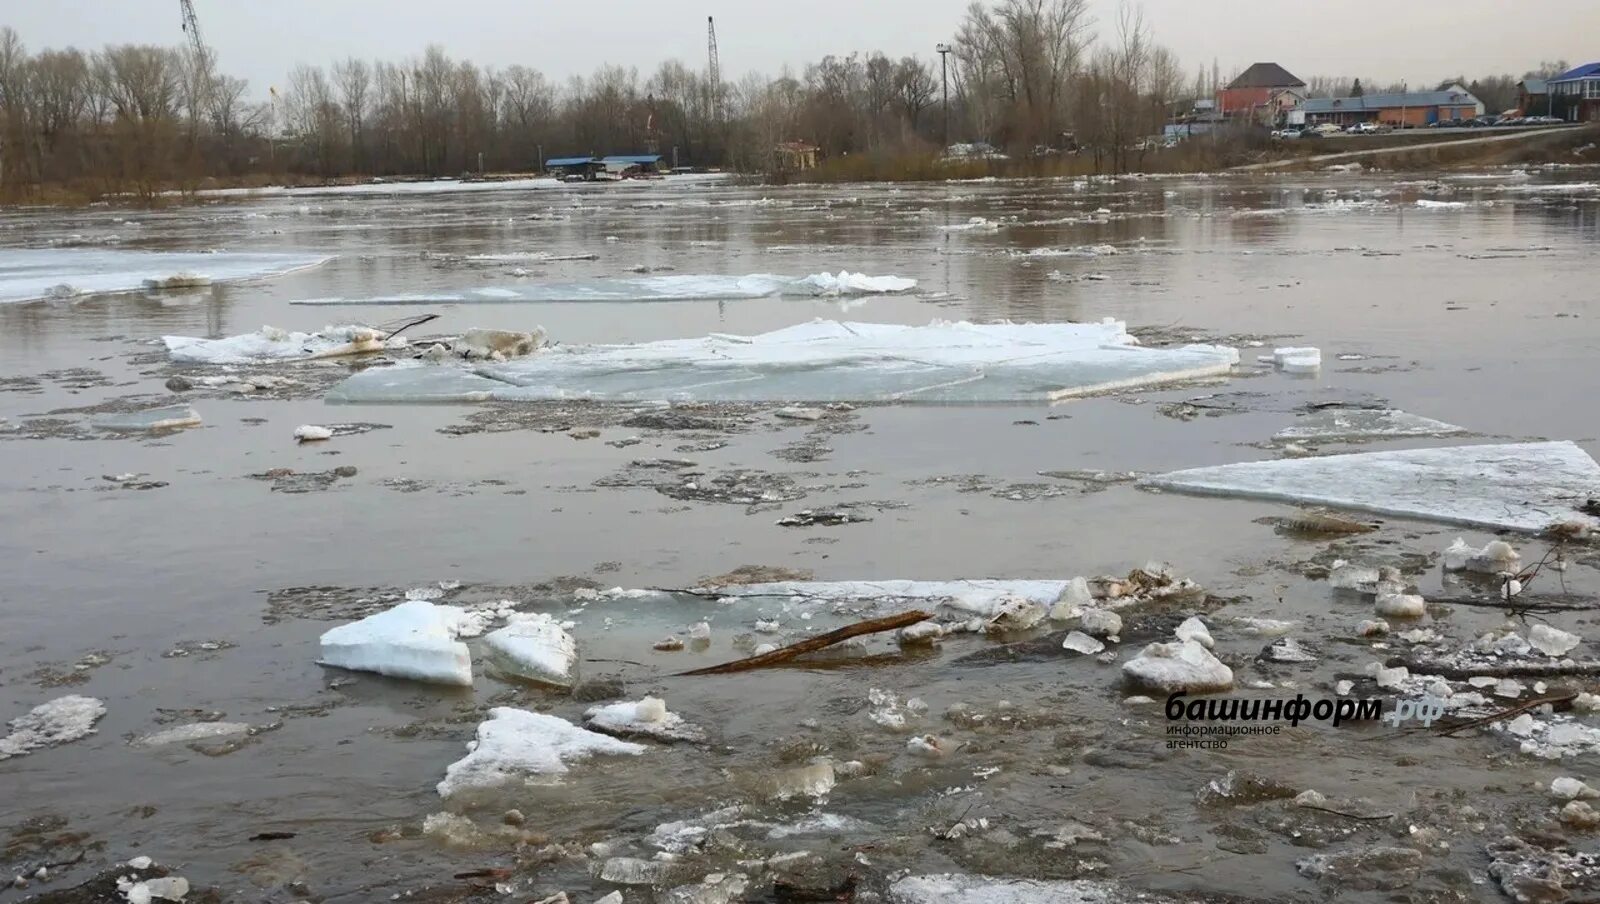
[1218,63,1306,121]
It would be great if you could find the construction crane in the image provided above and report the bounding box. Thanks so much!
[706,16,721,122]
[178,0,217,119]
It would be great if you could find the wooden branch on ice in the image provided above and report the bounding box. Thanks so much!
[1434,691,1578,737]
[1385,656,1600,680]
[675,610,931,676]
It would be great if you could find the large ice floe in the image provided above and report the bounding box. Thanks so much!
[1142,441,1600,533]
[0,248,331,304]
[891,874,1185,903]
[481,613,577,686]
[164,324,399,365]
[291,272,917,305]
[436,707,645,798]
[318,600,475,686]
[326,319,1239,404]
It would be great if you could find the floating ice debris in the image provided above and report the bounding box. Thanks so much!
[293,424,333,443]
[120,875,190,903]
[142,271,211,290]
[597,857,672,886]
[1357,619,1390,637]
[774,406,826,421]
[1273,408,1467,442]
[1048,577,1095,621]
[694,577,1182,619]
[762,760,836,800]
[1175,616,1214,648]
[1229,616,1296,637]
[92,405,202,433]
[688,621,712,641]
[940,217,1003,233]
[1329,561,1382,592]
[1529,624,1581,657]
[0,695,107,760]
[1062,631,1105,655]
[164,324,394,365]
[1142,442,1600,533]
[906,734,946,757]
[897,620,945,645]
[326,319,1240,404]
[1261,637,1318,663]
[1266,346,1321,373]
[986,597,1047,633]
[585,697,704,743]
[444,328,546,361]
[1442,538,1521,574]
[437,708,644,798]
[1121,641,1233,693]
[130,722,251,749]
[1296,846,1422,891]
[1076,607,1122,637]
[1373,665,1409,690]
[891,874,1183,903]
[1375,591,1426,619]
[483,614,578,686]
[318,600,474,686]
[1561,801,1600,829]
[293,272,917,306]
[1551,777,1599,801]
[0,248,331,304]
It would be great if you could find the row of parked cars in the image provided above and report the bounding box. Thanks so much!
[1273,114,1565,140]
[1429,114,1564,128]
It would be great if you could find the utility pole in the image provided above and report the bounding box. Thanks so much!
[936,43,952,148]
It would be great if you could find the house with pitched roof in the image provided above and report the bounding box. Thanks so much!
[1218,63,1306,122]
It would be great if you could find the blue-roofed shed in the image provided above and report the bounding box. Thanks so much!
[1549,62,1600,122]
[600,154,664,176]
[545,156,603,180]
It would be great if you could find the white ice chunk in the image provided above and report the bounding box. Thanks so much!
[1048,576,1095,621]
[1530,624,1581,657]
[483,613,578,686]
[698,579,1105,618]
[130,722,251,749]
[164,324,391,365]
[1142,442,1600,533]
[1077,608,1122,637]
[1175,616,1214,648]
[585,697,704,743]
[0,248,331,304]
[318,600,474,686]
[0,695,107,760]
[1552,777,1599,800]
[326,319,1240,404]
[1121,640,1233,693]
[293,424,333,442]
[891,874,1177,904]
[1272,347,1321,372]
[437,707,644,798]
[1375,592,1426,618]
[1442,538,1521,574]
[1062,631,1105,655]
[1274,409,1467,442]
[93,405,202,433]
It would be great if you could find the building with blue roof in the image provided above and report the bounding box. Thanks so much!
[1549,62,1600,121]
[1302,85,1483,127]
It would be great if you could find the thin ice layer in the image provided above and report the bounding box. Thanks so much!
[326,319,1239,404]
[703,580,1078,617]
[1273,408,1468,442]
[0,248,331,304]
[318,600,474,686]
[1142,441,1600,533]
[0,695,107,760]
[92,405,202,433]
[437,707,645,798]
[291,272,916,305]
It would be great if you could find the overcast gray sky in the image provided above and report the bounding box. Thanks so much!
[8,0,1596,97]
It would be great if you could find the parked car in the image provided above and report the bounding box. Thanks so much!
[1273,128,1302,140]
[1312,123,1342,135]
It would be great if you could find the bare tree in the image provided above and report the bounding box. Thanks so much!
[334,58,370,171]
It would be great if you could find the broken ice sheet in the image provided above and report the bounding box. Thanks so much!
[0,248,332,304]
[91,405,202,433]
[164,325,396,365]
[325,319,1239,404]
[702,579,1084,618]
[292,271,916,305]
[1273,408,1467,443]
[317,600,474,686]
[0,695,106,760]
[436,707,644,799]
[1142,441,1600,533]
[892,874,1189,903]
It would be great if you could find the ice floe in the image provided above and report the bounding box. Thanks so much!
[318,600,475,686]
[1141,441,1600,533]
[482,613,578,686]
[437,708,644,798]
[584,697,705,743]
[164,325,398,365]
[292,272,916,305]
[1273,409,1467,442]
[1121,640,1234,693]
[92,405,202,433]
[0,248,331,304]
[891,874,1181,903]
[326,319,1239,404]
[0,695,106,760]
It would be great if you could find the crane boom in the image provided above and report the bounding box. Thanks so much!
[178,0,216,119]
[706,16,721,122]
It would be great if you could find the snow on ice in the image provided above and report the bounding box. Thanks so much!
[1121,640,1234,693]
[164,325,397,365]
[0,695,107,760]
[1141,441,1600,533]
[584,697,705,743]
[326,319,1239,404]
[292,272,916,305]
[436,707,644,798]
[318,600,475,686]
[0,248,331,304]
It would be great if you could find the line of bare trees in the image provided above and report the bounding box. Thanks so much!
[0,0,1211,198]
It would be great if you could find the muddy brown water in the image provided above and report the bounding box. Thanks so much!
[2,171,1599,902]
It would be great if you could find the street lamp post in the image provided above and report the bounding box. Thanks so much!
[936,43,952,149]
